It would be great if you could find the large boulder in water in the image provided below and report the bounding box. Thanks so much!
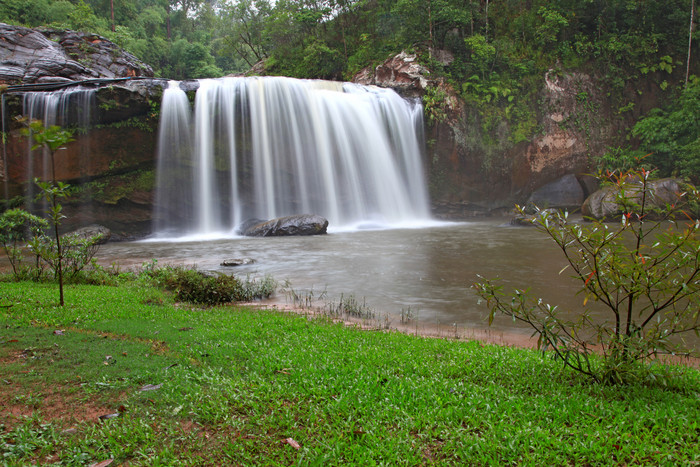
[526,174,585,211]
[241,215,329,237]
[236,218,268,236]
[582,178,686,220]
[65,224,111,244]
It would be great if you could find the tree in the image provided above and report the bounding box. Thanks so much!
[21,120,75,306]
[217,0,272,69]
[475,169,700,384]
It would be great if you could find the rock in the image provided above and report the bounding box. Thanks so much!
[429,48,455,66]
[241,214,329,237]
[576,174,601,199]
[527,174,585,211]
[353,51,431,97]
[220,258,256,267]
[582,178,685,220]
[514,71,609,201]
[0,22,153,85]
[65,224,111,244]
[236,218,268,236]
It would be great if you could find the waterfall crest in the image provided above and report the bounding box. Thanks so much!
[154,77,431,236]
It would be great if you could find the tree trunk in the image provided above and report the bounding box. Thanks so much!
[485,0,489,41]
[167,3,172,40]
[687,0,695,88]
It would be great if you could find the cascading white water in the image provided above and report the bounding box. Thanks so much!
[153,77,431,236]
[21,88,96,211]
[154,81,195,234]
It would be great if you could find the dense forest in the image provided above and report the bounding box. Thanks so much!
[1,0,698,179]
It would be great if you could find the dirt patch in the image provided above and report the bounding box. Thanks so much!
[0,382,123,432]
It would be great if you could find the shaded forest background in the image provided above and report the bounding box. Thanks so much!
[1,0,698,179]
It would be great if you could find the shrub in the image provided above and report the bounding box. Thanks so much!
[0,208,47,278]
[142,264,275,305]
[475,169,700,384]
[28,232,104,279]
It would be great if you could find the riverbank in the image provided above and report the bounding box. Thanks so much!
[1,281,699,465]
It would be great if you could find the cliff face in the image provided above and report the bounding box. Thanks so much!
[0,22,153,84]
[2,82,162,236]
[355,52,634,217]
[1,23,161,236]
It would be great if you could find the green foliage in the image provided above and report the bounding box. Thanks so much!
[463,34,497,81]
[0,208,47,277]
[535,6,569,47]
[0,0,54,26]
[594,147,651,174]
[631,77,700,181]
[422,85,448,124]
[28,231,104,279]
[143,264,275,305]
[2,0,695,95]
[79,170,155,205]
[475,169,700,384]
[301,39,344,80]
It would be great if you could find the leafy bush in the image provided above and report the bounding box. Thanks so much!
[0,208,47,278]
[28,232,104,279]
[475,169,700,384]
[142,264,275,305]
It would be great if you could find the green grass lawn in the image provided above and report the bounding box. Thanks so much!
[1,281,699,465]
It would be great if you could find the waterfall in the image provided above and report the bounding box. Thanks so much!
[153,77,431,236]
[21,87,96,212]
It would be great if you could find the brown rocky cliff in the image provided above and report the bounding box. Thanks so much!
[1,22,159,235]
[354,53,622,217]
[0,22,153,85]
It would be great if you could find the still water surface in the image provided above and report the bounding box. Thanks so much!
[98,219,601,338]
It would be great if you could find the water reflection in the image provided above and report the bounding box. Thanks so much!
[100,220,610,337]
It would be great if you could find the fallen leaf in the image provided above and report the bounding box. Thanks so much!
[277,368,291,375]
[284,438,301,450]
[98,413,120,421]
[139,383,162,392]
[178,327,194,332]
[89,459,114,467]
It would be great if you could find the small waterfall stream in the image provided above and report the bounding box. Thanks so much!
[21,87,96,212]
[154,77,431,236]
